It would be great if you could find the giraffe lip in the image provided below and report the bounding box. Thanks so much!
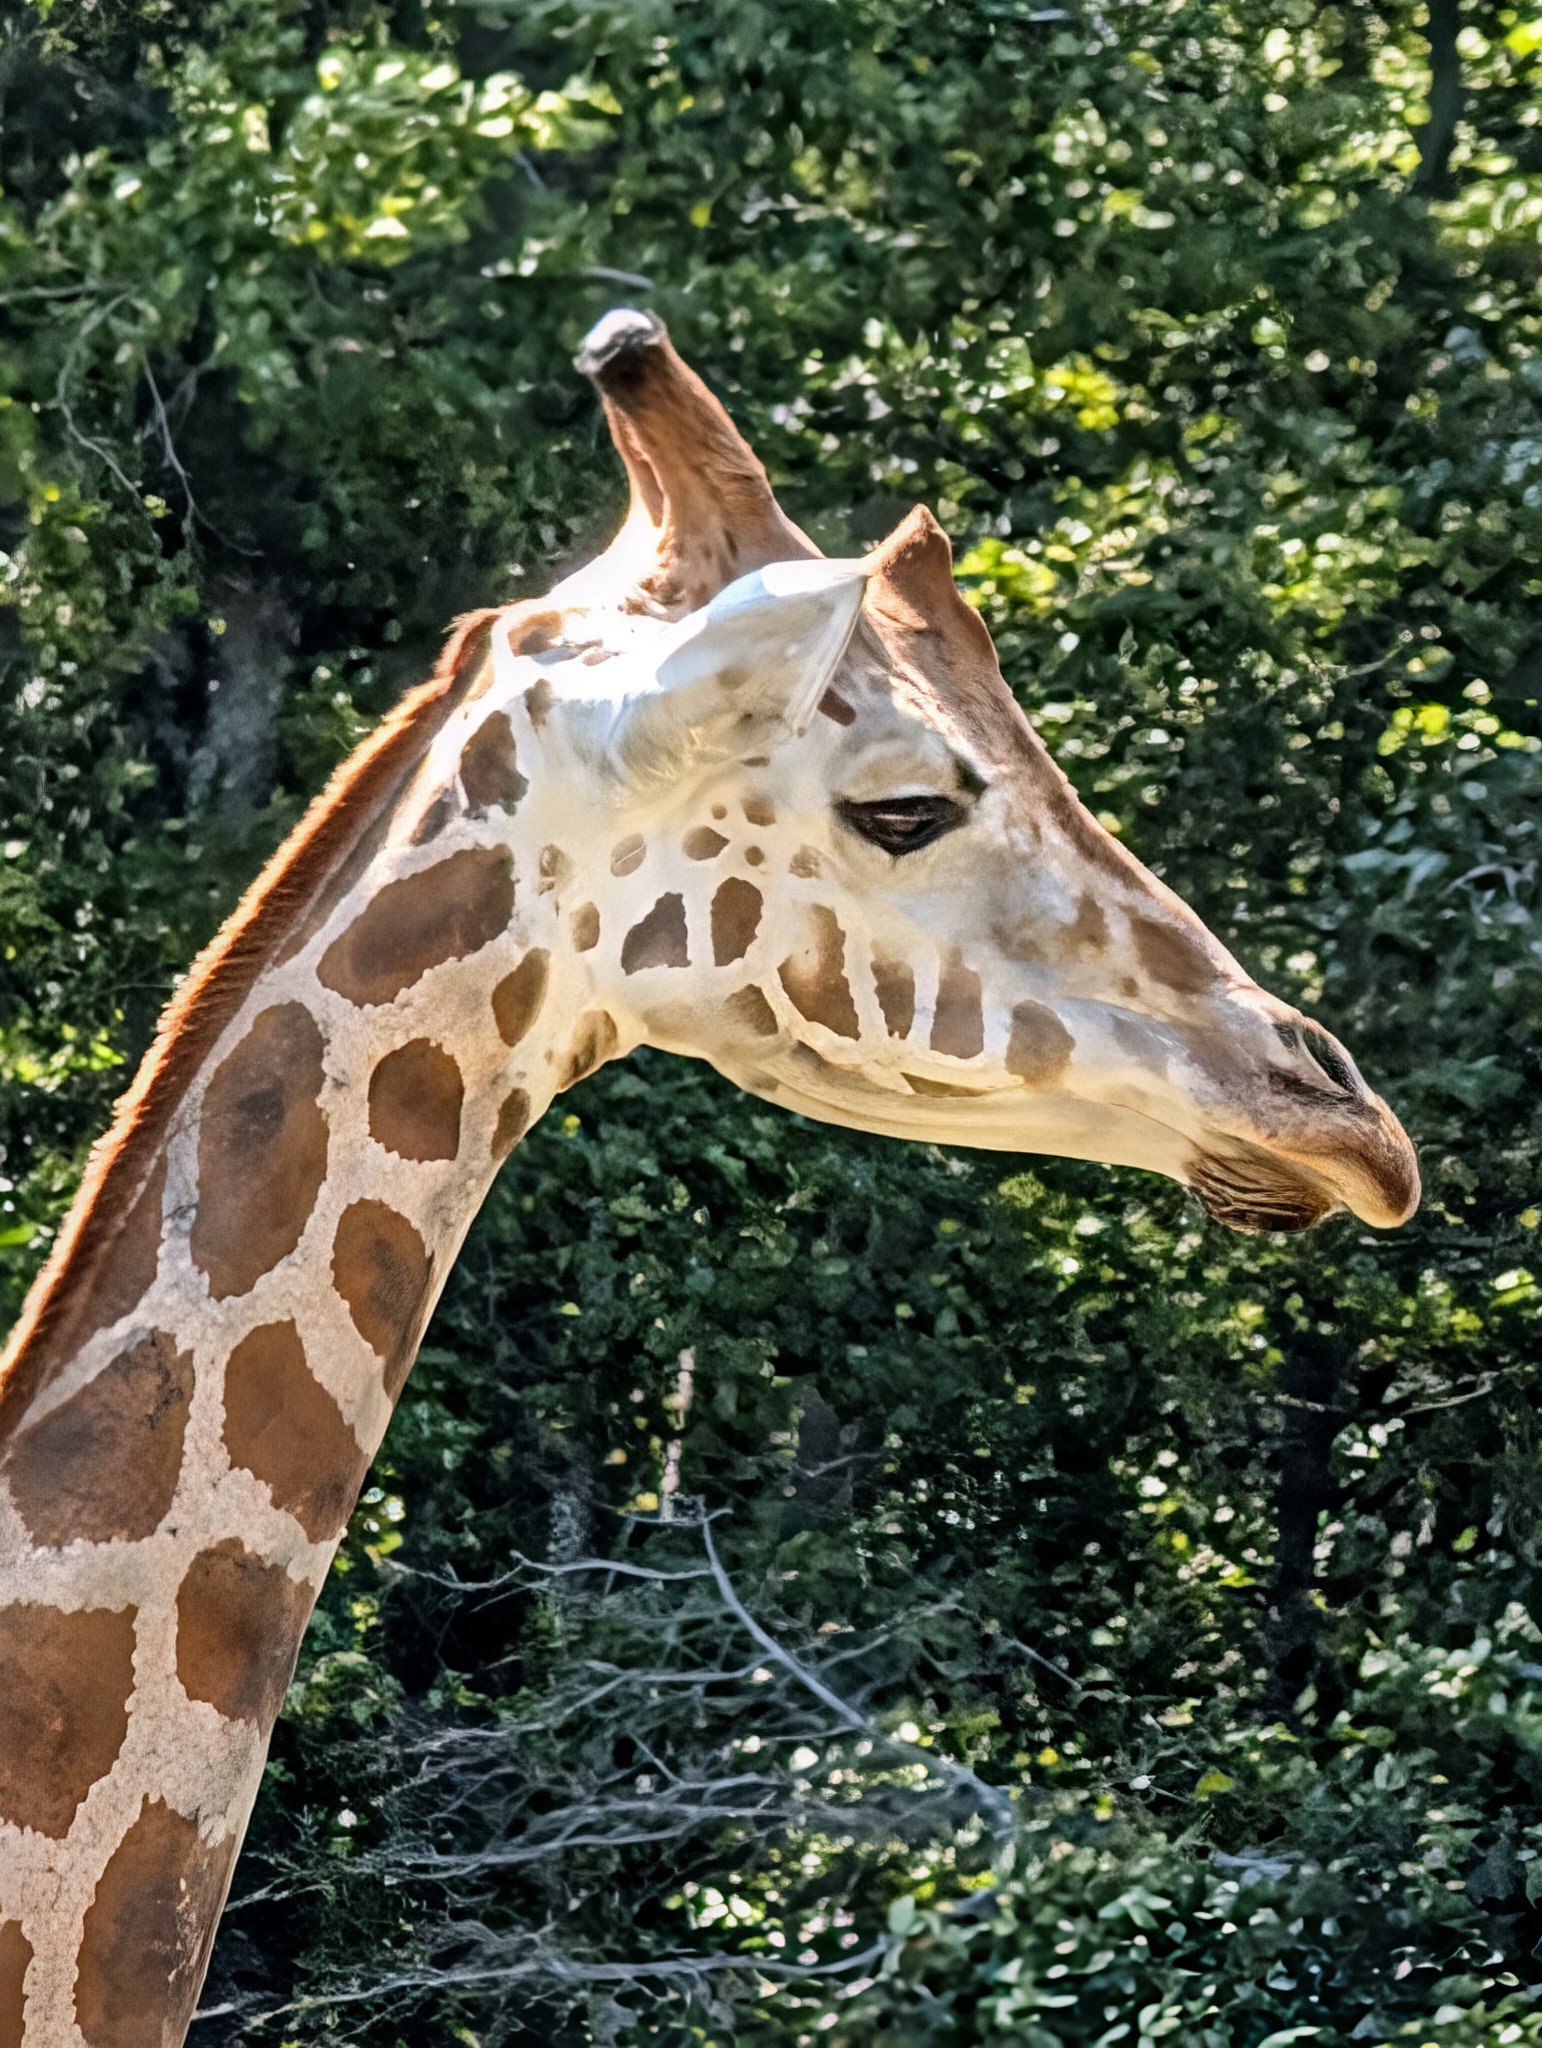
[1187,1144,1340,1234]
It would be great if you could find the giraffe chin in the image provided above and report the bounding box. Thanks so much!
[1186,1145,1339,1235]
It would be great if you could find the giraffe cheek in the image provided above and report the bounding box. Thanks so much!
[778,907,860,1040]
[73,1796,238,2048]
[711,879,763,965]
[1006,1001,1075,1086]
[930,956,984,1060]
[723,985,779,1039]
[872,958,915,1040]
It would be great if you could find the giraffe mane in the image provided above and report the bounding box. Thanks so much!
[0,606,507,1434]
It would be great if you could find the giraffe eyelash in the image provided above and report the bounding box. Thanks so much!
[834,794,968,855]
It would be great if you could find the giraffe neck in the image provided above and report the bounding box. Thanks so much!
[0,609,627,2048]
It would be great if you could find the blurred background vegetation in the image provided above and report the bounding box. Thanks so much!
[3,0,1542,2041]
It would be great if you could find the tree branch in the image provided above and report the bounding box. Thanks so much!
[1411,0,1462,198]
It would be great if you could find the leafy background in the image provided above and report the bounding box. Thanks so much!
[3,0,1541,2042]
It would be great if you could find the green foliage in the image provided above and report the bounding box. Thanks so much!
[3,0,1541,2043]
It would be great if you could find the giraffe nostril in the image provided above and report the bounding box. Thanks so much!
[1275,1018,1360,1097]
[1301,1026,1360,1096]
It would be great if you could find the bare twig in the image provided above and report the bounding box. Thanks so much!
[693,1506,1019,1863]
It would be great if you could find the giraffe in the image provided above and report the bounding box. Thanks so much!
[0,308,1418,2048]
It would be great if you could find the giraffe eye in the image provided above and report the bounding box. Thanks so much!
[835,794,967,855]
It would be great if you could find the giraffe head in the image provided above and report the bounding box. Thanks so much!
[520,312,1418,1233]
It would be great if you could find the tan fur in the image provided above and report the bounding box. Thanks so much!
[0,610,502,1433]
[0,316,1417,2048]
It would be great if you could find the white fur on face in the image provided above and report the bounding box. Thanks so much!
[517,577,1415,1233]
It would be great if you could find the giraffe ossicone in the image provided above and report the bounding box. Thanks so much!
[0,309,1418,2048]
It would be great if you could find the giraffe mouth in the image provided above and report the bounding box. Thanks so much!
[1186,1144,1339,1234]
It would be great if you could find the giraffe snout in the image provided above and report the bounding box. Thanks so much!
[1226,996,1421,1230]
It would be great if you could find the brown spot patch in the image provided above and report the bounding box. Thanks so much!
[538,844,568,893]
[175,1538,310,1726]
[711,878,764,965]
[368,1039,464,1162]
[779,908,860,1039]
[683,826,729,861]
[819,687,856,726]
[571,902,601,952]
[0,1922,29,2048]
[622,893,689,972]
[509,610,562,657]
[931,956,984,1060]
[873,958,915,1040]
[410,789,457,844]
[191,1003,328,1301]
[459,710,527,815]
[1131,913,1218,996]
[559,1012,620,1090]
[789,845,822,879]
[1067,892,1109,953]
[74,1796,238,2048]
[1006,1001,1075,1086]
[492,1087,533,1159]
[0,603,505,1433]
[331,1200,432,1400]
[492,950,550,1047]
[743,796,775,827]
[745,845,765,867]
[725,985,779,1038]
[66,1155,166,1361]
[4,1331,192,1546]
[990,916,1046,966]
[318,847,514,1008]
[0,1604,135,1839]
[524,676,555,727]
[610,834,646,877]
[711,803,728,821]
[222,1321,367,1544]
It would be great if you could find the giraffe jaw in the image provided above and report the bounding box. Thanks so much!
[711,1048,1208,1206]
[710,1044,1400,1234]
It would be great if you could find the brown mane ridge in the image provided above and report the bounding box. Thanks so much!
[0,606,507,1427]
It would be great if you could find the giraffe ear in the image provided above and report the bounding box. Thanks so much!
[604,557,868,784]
